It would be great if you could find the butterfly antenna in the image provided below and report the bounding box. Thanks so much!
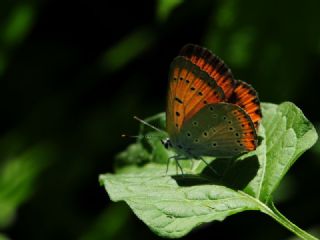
[121,134,163,140]
[121,134,140,138]
[133,116,165,133]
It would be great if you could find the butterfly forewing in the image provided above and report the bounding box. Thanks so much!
[176,103,257,158]
[166,57,225,137]
[179,44,236,100]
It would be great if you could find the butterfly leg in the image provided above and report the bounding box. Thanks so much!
[175,158,184,175]
[165,156,172,174]
[166,155,185,175]
[166,155,180,175]
[175,161,178,174]
[199,157,220,177]
[190,159,194,171]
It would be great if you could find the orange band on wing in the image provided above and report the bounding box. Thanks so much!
[229,80,262,129]
[231,108,258,151]
[179,44,236,99]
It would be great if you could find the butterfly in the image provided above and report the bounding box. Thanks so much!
[160,44,262,172]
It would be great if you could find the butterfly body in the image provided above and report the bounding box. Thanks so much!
[165,44,262,161]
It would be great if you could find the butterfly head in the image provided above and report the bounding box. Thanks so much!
[161,138,172,149]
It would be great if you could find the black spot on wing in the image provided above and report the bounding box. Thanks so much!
[175,97,183,104]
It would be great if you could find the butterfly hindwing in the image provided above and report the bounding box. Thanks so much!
[175,103,257,158]
[229,80,262,129]
[179,44,236,100]
[166,56,225,136]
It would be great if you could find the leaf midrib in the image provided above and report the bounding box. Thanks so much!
[256,109,286,201]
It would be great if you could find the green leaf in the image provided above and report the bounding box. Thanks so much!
[100,164,260,238]
[245,102,318,202]
[100,102,318,238]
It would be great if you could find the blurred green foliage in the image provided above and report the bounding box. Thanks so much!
[0,0,319,239]
[0,3,35,76]
[157,0,183,22]
[100,27,155,72]
[81,203,130,240]
[0,234,9,240]
[0,144,51,228]
[2,4,34,46]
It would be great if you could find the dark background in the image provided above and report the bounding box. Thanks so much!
[0,0,320,239]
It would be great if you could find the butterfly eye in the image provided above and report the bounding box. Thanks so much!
[190,87,195,91]
[186,132,191,137]
[209,106,214,111]
[192,121,198,126]
[175,111,180,117]
[203,100,208,104]
[228,120,232,124]
[194,139,199,143]
[235,132,240,137]
[185,79,190,83]
[212,142,217,147]
[203,131,208,137]
[198,91,203,96]
[229,127,234,131]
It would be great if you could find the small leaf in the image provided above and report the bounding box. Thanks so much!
[115,143,151,169]
[115,113,168,168]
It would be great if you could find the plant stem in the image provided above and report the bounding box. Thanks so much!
[266,202,318,240]
[240,192,319,240]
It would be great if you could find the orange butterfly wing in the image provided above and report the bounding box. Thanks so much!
[229,80,262,129]
[166,57,225,136]
[179,44,236,100]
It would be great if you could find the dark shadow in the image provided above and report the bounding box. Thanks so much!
[258,136,264,146]
[215,155,260,189]
[173,154,260,190]
[172,174,222,186]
